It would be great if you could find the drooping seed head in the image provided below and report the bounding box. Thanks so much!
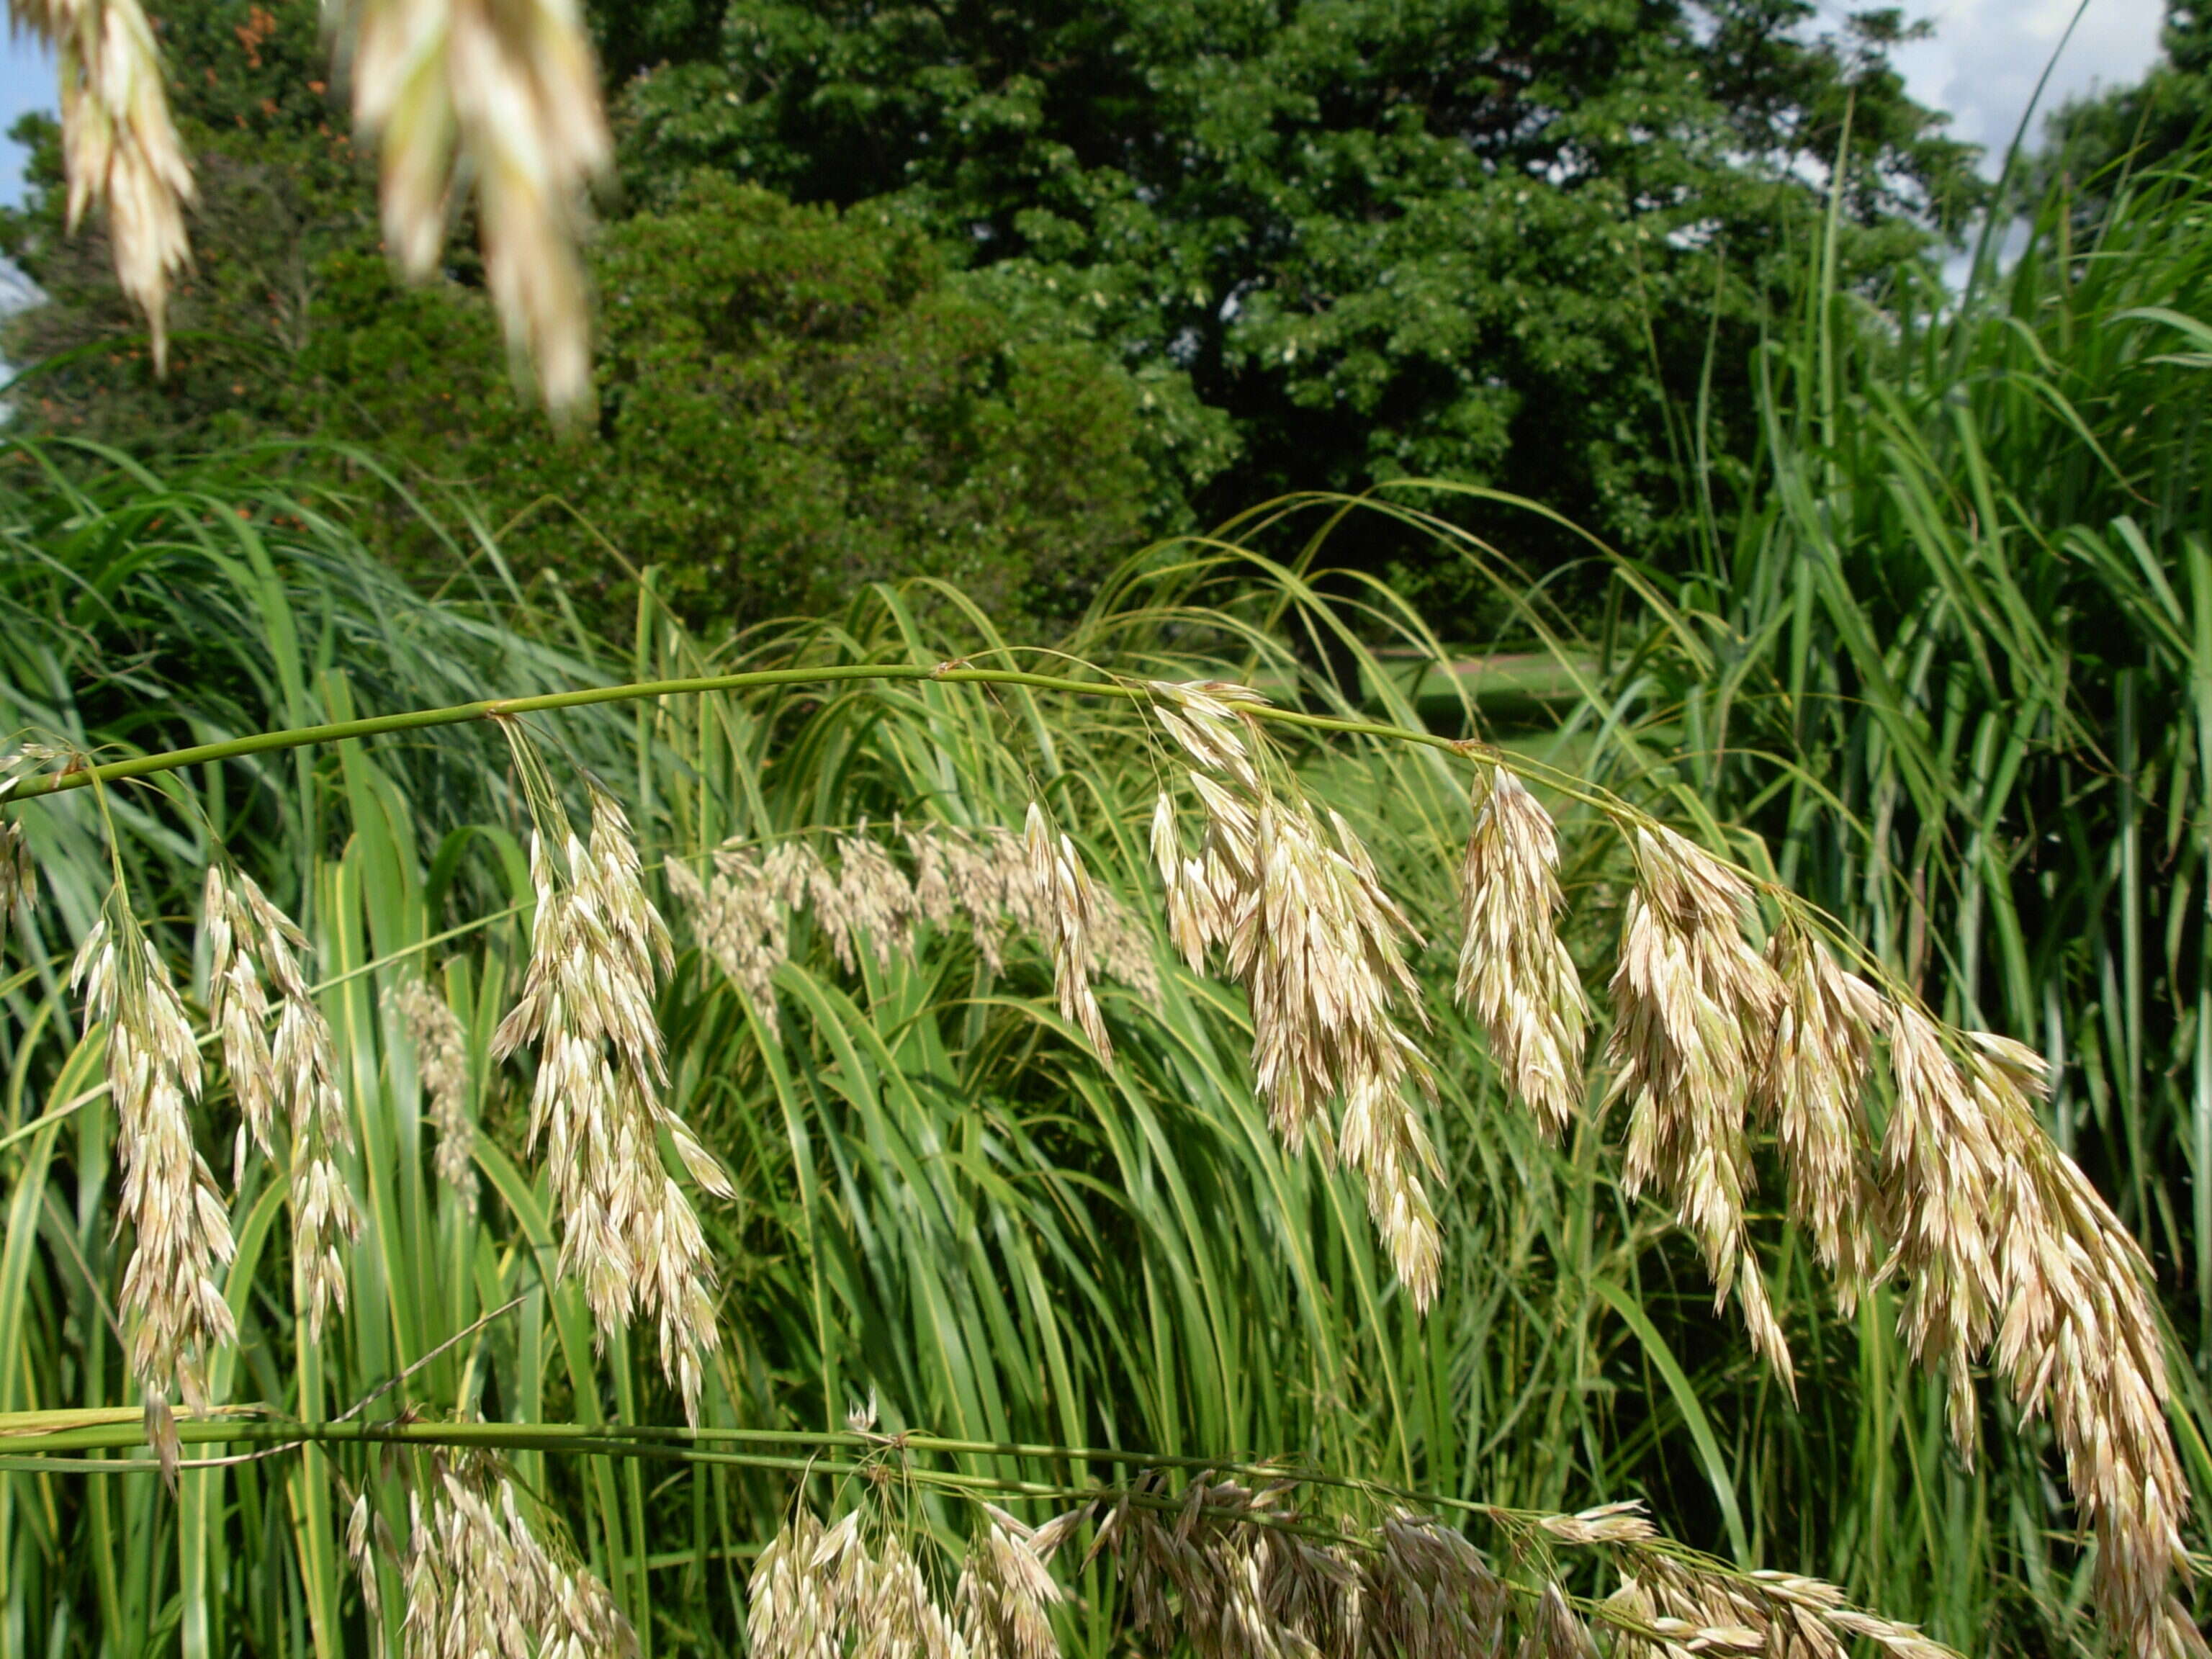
[1454,773,1588,1136]
[341,0,611,411]
[1754,925,1882,1310]
[72,900,235,1455]
[14,0,194,367]
[1607,826,1791,1386]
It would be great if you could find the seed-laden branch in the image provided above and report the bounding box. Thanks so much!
[0,666,2203,1658]
[0,1408,1967,1659]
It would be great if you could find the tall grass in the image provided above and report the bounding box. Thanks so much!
[1593,147,2212,1640]
[0,448,1709,1657]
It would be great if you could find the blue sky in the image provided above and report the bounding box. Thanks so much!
[0,1,2177,209]
[0,27,49,207]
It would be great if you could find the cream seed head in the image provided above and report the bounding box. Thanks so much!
[390,1453,637,1659]
[1608,825,1793,1384]
[832,830,918,972]
[1151,682,1446,1309]
[394,976,478,1208]
[341,0,611,412]
[1454,772,1588,1136]
[958,1507,1064,1659]
[493,778,727,1422]
[1753,925,1881,1310]
[1874,1000,2002,1450]
[12,0,194,368]
[675,822,1160,1035]
[668,851,787,1033]
[1957,1035,2203,1659]
[1025,804,1114,1064]
[71,903,235,1464]
[203,868,362,1341]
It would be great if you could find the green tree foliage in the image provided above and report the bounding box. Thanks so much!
[607,0,1982,617]
[0,1,1219,627]
[2041,2,2212,194]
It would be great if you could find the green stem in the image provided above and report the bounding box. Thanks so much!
[2,662,1516,801]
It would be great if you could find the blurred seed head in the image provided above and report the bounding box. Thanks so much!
[0,813,35,917]
[338,0,611,413]
[670,821,1158,1035]
[394,976,478,1209]
[13,0,194,369]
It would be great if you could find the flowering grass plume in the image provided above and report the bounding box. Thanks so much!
[1147,679,1444,1307]
[1025,803,1115,1063]
[338,0,611,411]
[1607,824,1791,1385]
[72,891,234,1473]
[1060,1469,1966,1659]
[1753,923,1883,1308]
[667,819,1158,1038]
[10,0,192,367]
[388,1452,635,1659]
[203,868,362,1339]
[393,976,477,1208]
[749,1498,1067,1659]
[1601,1558,1957,1659]
[1877,1020,2204,1659]
[492,755,733,1421]
[1454,771,1588,1136]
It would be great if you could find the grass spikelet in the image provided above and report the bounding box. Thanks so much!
[13,0,193,367]
[1874,1001,2001,1449]
[343,1491,383,1624]
[1152,680,1445,1308]
[392,1452,637,1659]
[1367,1509,1506,1659]
[0,813,33,916]
[203,868,362,1339]
[1961,1035,2204,1659]
[863,1532,963,1659]
[749,1511,835,1659]
[1754,924,1881,1309]
[71,897,235,1470]
[1025,804,1114,1063]
[1454,772,1588,1136]
[1524,1581,1599,1659]
[667,849,788,1033]
[1607,826,1791,1385]
[393,976,478,1208]
[1535,1501,1657,1545]
[341,0,611,410]
[958,1506,1064,1659]
[491,770,730,1421]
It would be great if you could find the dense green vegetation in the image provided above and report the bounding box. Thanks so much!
[5,3,2212,1658]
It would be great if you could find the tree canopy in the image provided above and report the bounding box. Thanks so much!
[1,0,1981,629]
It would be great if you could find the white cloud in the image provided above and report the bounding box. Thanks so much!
[1875,0,2169,171]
